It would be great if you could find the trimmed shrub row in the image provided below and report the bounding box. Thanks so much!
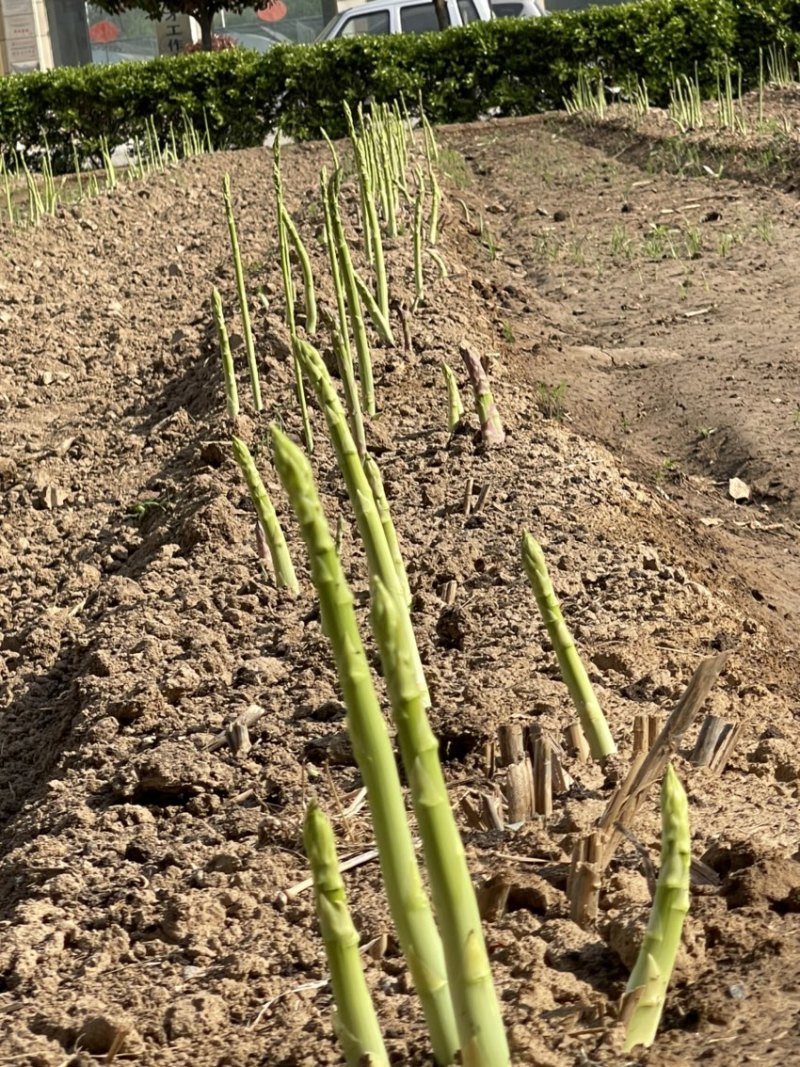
[1,0,799,171]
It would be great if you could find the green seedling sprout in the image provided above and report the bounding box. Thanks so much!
[222,174,263,412]
[459,345,505,446]
[270,426,459,1065]
[442,363,464,432]
[304,802,389,1067]
[211,287,240,419]
[364,455,411,607]
[521,533,616,760]
[345,104,390,319]
[370,580,510,1067]
[231,436,299,595]
[622,764,690,1050]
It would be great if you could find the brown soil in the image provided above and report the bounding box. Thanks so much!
[1,89,799,1067]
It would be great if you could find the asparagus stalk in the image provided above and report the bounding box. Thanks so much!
[442,362,464,432]
[330,322,367,461]
[521,533,616,760]
[459,345,504,446]
[270,427,459,1065]
[222,174,263,412]
[353,267,396,346]
[282,206,318,335]
[364,454,411,607]
[622,764,690,1051]
[326,170,376,417]
[231,436,299,595]
[273,143,313,453]
[370,579,510,1067]
[292,339,401,598]
[211,287,240,419]
[413,167,426,309]
[304,802,389,1067]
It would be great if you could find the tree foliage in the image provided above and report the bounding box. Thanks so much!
[91,1,271,49]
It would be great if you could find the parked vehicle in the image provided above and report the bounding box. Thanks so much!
[490,0,546,17]
[315,0,493,42]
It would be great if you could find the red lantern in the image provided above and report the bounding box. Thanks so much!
[257,2,288,22]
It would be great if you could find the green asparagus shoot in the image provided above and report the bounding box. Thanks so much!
[270,426,459,1064]
[304,802,389,1067]
[231,436,299,594]
[442,363,464,432]
[211,288,240,420]
[222,175,263,412]
[622,764,690,1050]
[521,532,616,760]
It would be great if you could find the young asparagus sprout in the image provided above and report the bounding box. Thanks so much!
[413,167,426,310]
[325,169,376,417]
[521,533,616,760]
[370,579,511,1067]
[231,436,299,595]
[282,206,318,335]
[622,764,690,1050]
[364,455,411,607]
[442,362,464,432]
[270,426,459,1065]
[428,248,449,280]
[304,802,389,1067]
[459,344,505,446]
[211,288,240,419]
[222,174,263,412]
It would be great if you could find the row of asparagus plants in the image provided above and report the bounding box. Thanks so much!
[1,112,211,230]
[566,43,800,131]
[213,103,689,1061]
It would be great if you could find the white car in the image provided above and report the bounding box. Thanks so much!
[316,0,493,41]
[490,0,545,16]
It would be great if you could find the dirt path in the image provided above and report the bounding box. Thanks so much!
[1,103,799,1067]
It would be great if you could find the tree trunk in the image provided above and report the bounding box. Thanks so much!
[432,0,449,29]
[200,13,213,50]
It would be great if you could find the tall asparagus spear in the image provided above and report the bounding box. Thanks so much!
[270,426,459,1066]
[292,338,402,601]
[364,455,411,608]
[371,580,510,1067]
[622,764,690,1050]
[521,532,617,760]
[304,802,389,1067]
[231,436,299,594]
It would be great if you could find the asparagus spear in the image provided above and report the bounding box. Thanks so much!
[231,436,299,595]
[622,764,691,1051]
[304,802,389,1067]
[371,579,510,1067]
[521,532,617,760]
[270,426,459,1065]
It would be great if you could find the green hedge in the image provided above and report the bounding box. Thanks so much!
[2,0,799,171]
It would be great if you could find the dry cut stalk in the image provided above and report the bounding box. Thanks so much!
[459,344,505,446]
[521,533,617,761]
[304,802,389,1067]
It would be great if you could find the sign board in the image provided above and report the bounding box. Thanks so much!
[0,0,45,72]
[156,13,199,56]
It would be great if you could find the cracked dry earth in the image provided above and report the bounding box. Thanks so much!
[1,97,799,1067]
